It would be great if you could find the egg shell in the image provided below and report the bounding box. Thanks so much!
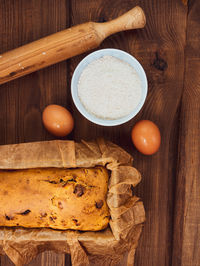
[131,120,161,155]
[42,104,74,137]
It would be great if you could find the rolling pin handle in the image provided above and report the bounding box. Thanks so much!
[96,6,146,38]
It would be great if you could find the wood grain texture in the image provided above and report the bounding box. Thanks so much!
[172,0,200,265]
[69,0,186,266]
[126,1,187,266]
[0,0,69,265]
[0,0,200,266]
[1,252,68,266]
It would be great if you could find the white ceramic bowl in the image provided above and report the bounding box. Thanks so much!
[71,48,148,126]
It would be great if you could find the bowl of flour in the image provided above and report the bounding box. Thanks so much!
[71,49,147,126]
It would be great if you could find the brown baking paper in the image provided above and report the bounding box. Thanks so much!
[0,139,145,266]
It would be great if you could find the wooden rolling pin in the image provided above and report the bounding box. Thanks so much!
[0,6,146,85]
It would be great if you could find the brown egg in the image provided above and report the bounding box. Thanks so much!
[42,105,74,137]
[131,120,161,155]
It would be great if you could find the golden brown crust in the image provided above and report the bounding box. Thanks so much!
[0,166,109,231]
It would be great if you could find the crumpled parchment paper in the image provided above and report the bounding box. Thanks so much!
[0,139,145,266]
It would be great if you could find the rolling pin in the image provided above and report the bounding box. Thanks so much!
[0,6,146,85]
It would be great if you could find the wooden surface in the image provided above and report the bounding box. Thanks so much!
[0,0,199,266]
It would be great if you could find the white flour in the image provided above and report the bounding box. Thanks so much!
[78,55,142,120]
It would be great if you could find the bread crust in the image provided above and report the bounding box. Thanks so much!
[0,166,109,231]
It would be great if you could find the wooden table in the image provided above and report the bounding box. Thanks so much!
[0,0,199,265]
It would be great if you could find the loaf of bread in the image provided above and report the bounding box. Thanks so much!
[0,166,110,231]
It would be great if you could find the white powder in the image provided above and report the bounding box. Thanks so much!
[78,55,142,120]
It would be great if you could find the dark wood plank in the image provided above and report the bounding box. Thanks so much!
[70,0,187,265]
[0,0,69,265]
[0,256,13,266]
[1,252,69,266]
[172,0,200,265]
[130,1,188,265]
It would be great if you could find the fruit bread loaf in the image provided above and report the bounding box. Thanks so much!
[0,166,110,231]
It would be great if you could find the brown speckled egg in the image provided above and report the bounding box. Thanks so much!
[42,104,74,137]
